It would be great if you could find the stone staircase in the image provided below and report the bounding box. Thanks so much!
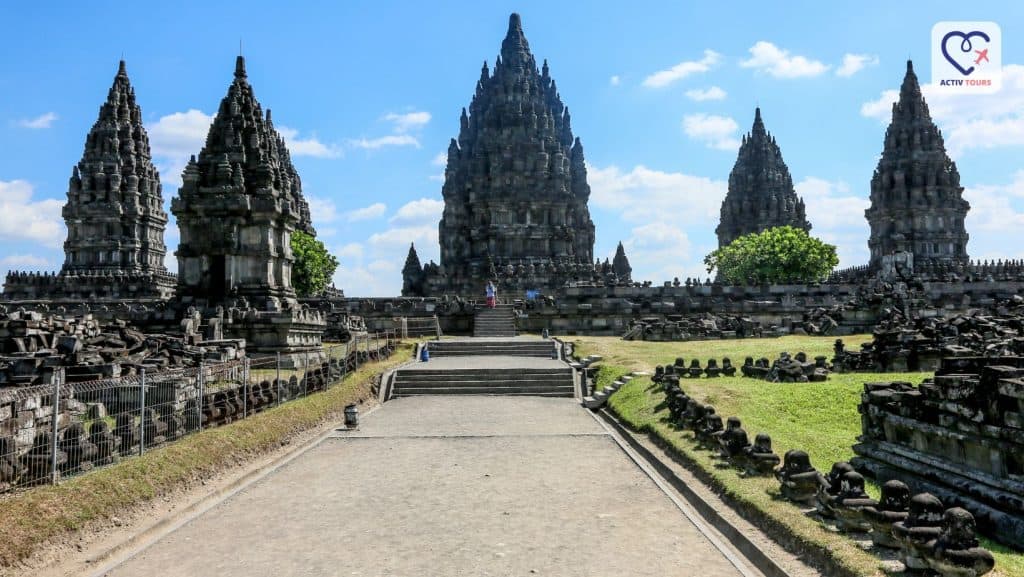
[391,366,574,397]
[473,304,517,337]
[426,339,555,358]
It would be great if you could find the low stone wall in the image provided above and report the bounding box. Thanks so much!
[335,280,1024,336]
[852,356,1024,548]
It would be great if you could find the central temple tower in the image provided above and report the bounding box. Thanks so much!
[408,13,597,296]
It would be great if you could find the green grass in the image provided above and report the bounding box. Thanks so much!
[574,335,1024,577]
[0,341,415,569]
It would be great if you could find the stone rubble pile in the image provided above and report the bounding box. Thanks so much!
[833,295,1024,373]
[653,363,781,477]
[623,314,766,342]
[775,452,996,577]
[649,357,996,575]
[852,355,1024,550]
[739,352,831,382]
[0,309,243,386]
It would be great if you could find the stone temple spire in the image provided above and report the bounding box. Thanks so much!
[429,12,596,295]
[715,107,810,247]
[612,241,632,281]
[62,59,172,283]
[865,60,969,270]
[401,243,424,296]
[172,55,314,310]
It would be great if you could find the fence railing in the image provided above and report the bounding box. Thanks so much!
[0,331,400,493]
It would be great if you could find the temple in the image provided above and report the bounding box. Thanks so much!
[405,13,597,296]
[716,108,810,247]
[3,61,175,301]
[171,56,324,357]
[865,60,970,273]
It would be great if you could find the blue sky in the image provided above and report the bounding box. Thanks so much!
[2,1,1024,295]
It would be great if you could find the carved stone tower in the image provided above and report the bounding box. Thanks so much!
[865,60,970,270]
[172,56,312,311]
[419,13,597,295]
[612,241,632,281]
[716,108,810,247]
[3,60,175,301]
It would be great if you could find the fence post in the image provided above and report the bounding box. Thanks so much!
[342,341,348,381]
[197,361,205,431]
[243,357,249,419]
[138,369,146,456]
[276,352,282,406]
[50,368,62,485]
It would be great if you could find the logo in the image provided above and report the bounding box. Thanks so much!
[932,22,1001,93]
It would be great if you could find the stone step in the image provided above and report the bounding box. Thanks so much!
[393,389,573,397]
[429,351,549,358]
[397,371,573,379]
[396,376,570,386]
[393,381,577,391]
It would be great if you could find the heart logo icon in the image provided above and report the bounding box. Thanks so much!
[941,30,990,76]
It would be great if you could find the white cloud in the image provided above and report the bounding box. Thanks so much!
[682,113,740,150]
[588,164,726,224]
[836,53,879,77]
[335,242,364,261]
[588,162,727,281]
[383,111,431,133]
[609,75,621,86]
[147,109,214,186]
[345,202,387,222]
[740,41,829,78]
[860,64,1024,156]
[642,50,721,88]
[431,152,447,166]
[17,112,58,129]
[276,126,342,158]
[0,180,64,248]
[0,254,50,267]
[307,196,339,223]
[685,86,727,101]
[390,198,443,223]
[368,225,437,247]
[796,177,871,267]
[347,135,420,150]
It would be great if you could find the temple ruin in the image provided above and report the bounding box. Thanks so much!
[403,13,606,297]
[716,108,810,247]
[171,56,324,358]
[3,60,175,301]
[865,60,970,275]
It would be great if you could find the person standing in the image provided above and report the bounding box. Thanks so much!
[485,281,496,308]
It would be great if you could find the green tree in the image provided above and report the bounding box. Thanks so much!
[290,231,339,297]
[704,226,839,284]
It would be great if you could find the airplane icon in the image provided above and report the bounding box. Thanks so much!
[974,48,990,65]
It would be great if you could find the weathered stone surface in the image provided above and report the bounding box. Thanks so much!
[865,60,970,274]
[853,356,1024,548]
[716,108,809,247]
[405,14,602,297]
[173,56,312,312]
[3,60,175,301]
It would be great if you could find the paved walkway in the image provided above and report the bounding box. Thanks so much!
[103,396,748,577]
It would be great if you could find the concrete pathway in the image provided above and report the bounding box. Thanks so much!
[102,396,750,577]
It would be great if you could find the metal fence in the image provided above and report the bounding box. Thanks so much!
[0,331,399,493]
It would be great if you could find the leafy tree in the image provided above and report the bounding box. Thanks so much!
[704,226,838,284]
[291,231,339,297]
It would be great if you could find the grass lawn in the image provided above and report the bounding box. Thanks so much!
[572,334,1024,577]
[0,341,416,570]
